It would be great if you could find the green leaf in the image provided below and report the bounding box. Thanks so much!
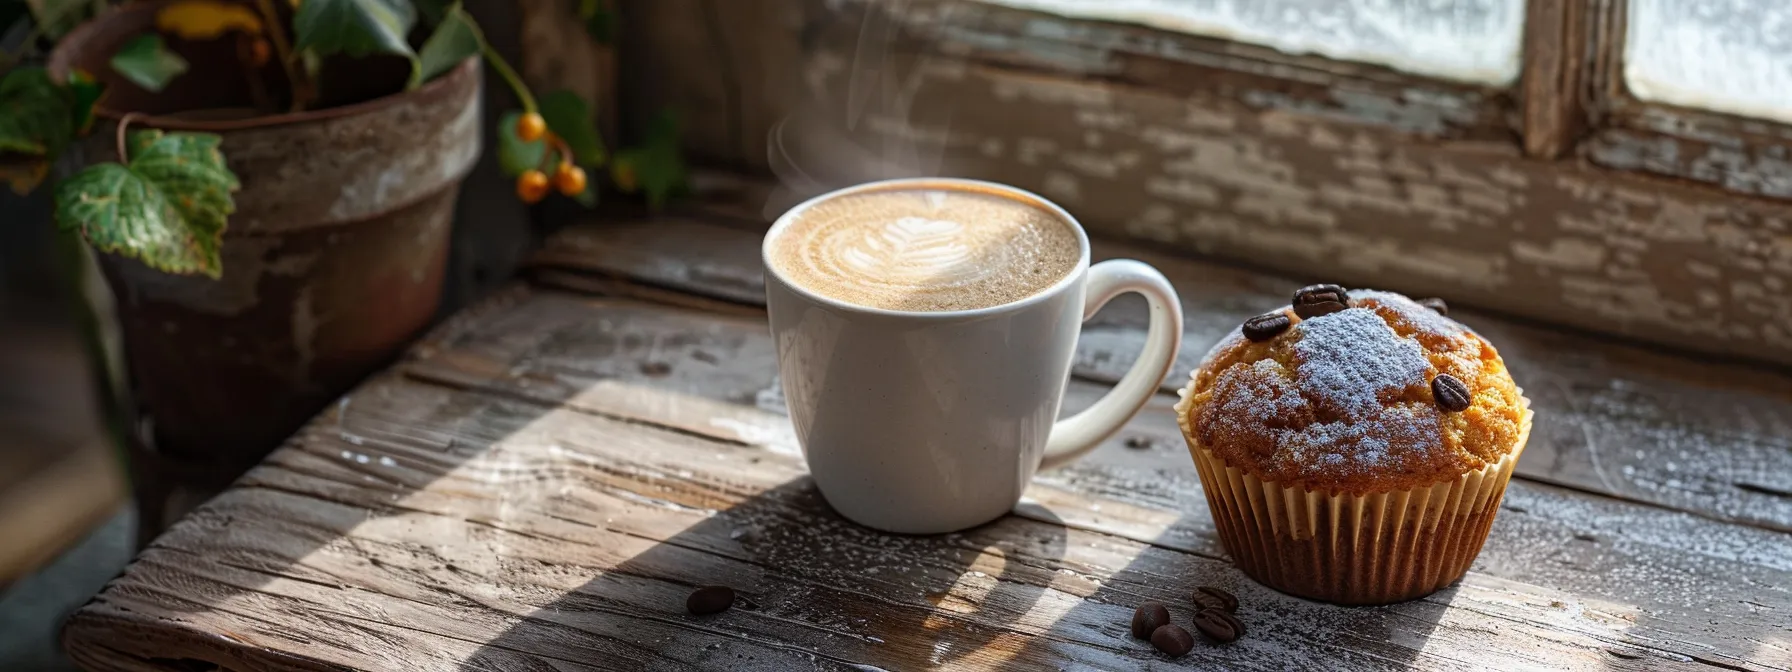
[293,0,419,84]
[413,0,452,26]
[540,89,605,167]
[54,130,240,278]
[578,0,615,45]
[570,183,597,208]
[417,5,481,85]
[1,158,50,195]
[496,110,544,177]
[24,0,88,40]
[0,67,75,158]
[110,35,190,93]
[616,110,686,209]
[66,70,106,135]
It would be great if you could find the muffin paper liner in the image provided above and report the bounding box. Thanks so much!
[1176,387,1532,605]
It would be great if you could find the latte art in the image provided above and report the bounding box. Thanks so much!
[771,187,1082,312]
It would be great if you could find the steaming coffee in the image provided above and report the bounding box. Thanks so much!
[769,185,1083,312]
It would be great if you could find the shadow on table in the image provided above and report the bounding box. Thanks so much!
[458,477,1068,670]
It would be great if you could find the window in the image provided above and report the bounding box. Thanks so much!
[1623,0,1792,124]
[977,0,1527,85]
[627,0,1792,366]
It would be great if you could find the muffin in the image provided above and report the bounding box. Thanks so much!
[1174,286,1531,605]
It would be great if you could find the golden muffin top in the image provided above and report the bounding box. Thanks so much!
[1176,287,1526,495]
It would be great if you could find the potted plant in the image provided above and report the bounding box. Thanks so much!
[0,0,685,530]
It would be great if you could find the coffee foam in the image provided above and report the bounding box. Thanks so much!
[771,187,1082,312]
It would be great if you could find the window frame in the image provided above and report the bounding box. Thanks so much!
[622,0,1792,366]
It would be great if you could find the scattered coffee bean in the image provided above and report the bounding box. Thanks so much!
[686,585,735,615]
[1193,586,1238,613]
[1150,624,1196,657]
[1417,297,1448,315]
[1131,601,1172,639]
[1292,284,1350,319]
[1241,312,1292,342]
[1193,608,1245,643]
[1431,374,1472,412]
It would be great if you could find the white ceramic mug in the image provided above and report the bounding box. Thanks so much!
[763,178,1183,534]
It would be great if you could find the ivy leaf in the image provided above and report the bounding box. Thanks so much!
[496,110,544,177]
[155,0,265,40]
[54,130,241,278]
[613,111,686,209]
[111,35,190,93]
[1,158,50,196]
[416,4,481,85]
[540,89,605,167]
[293,0,419,85]
[0,67,75,158]
[413,0,452,26]
[25,0,88,40]
[66,70,106,136]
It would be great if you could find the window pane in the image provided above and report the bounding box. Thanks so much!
[973,0,1525,85]
[1626,0,1792,123]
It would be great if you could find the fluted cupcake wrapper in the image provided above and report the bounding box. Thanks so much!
[1179,391,1532,606]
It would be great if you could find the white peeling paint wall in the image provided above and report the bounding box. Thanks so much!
[1626,0,1792,125]
[971,0,1526,85]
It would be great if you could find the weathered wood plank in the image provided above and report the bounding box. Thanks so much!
[107,370,1778,670]
[1519,0,1589,158]
[64,286,1792,671]
[631,0,1792,366]
[392,292,1792,670]
[529,217,1792,534]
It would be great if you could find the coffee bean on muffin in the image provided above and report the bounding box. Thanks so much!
[1417,297,1448,315]
[686,586,735,615]
[1131,602,1172,639]
[1150,624,1196,657]
[1192,586,1238,613]
[1293,284,1350,319]
[1432,374,1472,412]
[1242,312,1292,342]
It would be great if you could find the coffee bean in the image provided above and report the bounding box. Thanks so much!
[1293,299,1348,319]
[1417,297,1448,315]
[1432,374,1472,412]
[686,585,735,615]
[1296,283,1349,302]
[1292,283,1350,317]
[1193,586,1238,613]
[1193,608,1245,643]
[1131,601,1172,639]
[1241,312,1292,342]
[1150,624,1196,657]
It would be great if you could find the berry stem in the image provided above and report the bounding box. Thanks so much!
[114,112,142,163]
[479,37,536,114]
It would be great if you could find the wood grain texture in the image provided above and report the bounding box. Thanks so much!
[630,0,1792,366]
[61,286,1791,671]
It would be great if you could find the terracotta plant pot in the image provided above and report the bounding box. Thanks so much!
[48,2,482,525]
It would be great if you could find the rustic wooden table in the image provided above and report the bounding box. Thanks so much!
[62,188,1792,671]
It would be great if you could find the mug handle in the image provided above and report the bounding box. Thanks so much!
[1040,259,1183,470]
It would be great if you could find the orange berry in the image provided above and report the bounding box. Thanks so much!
[515,112,546,142]
[553,163,587,196]
[516,170,550,203]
